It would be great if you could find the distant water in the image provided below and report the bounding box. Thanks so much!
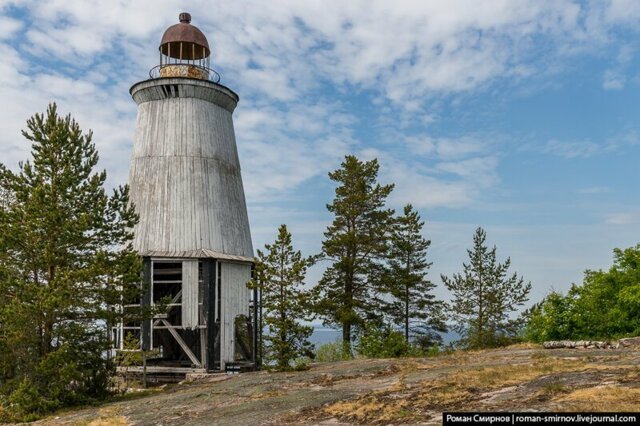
[310,328,342,346]
[309,326,460,347]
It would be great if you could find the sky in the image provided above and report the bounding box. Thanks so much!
[1,1,640,307]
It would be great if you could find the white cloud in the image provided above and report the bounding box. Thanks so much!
[602,44,634,90]
[603,69,625,90]
[381,152,498,210]
[605,212,640,225]
[529,130,640,159]
[578,186,611,195]
[0,15,21,39]
[436,156,499,186]
[1,0,640,311]
[542,139,601,158]
[0,0,639,206]
[234,100,358,202]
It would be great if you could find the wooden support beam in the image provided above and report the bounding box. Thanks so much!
[200,302,207,368]
[161,319,201,367]
[182,260,199,328]
[141,257,152,351]
[252,263,258,367]
[203,259,218,370]
[200,329,206,368]
[152,289,182,327]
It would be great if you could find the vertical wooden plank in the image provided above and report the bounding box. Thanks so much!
[251,264,258,366]
[141,257,152,351]
[219,261,252,368]
[128,80,255,368]
[129,83,253,258]
[203,259,217,371]
[182,259,199,328]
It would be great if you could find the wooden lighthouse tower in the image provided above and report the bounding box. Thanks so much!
[119,13,256,373]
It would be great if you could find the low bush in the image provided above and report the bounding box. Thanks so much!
[315,340,348,362]
[356,327,409,358]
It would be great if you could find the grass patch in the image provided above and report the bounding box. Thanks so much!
[557,386,640,411]
[321,356,600,424]
[541,381,567,395]
[72,407,130,426]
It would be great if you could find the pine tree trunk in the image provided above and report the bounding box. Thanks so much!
[405,289,410,344]
[343,268,353,357]
[342,322,351,358]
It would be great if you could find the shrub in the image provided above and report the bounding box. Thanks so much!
[293,357,311,371]
[424,343,441,357]
[8,378,59,421]
[356,326,409,358]
[315,340,348,363]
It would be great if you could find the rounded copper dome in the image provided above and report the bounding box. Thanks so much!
[160,13,210,60]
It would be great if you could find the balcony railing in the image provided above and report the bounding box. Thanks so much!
[149,64,221,83]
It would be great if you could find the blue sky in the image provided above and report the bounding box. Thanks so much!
[1,1,640,306]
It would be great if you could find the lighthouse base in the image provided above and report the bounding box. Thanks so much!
[113,257,259,373]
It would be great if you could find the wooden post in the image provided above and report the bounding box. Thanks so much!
[258,279,263,369]
[251,263,258,368]
[141,257,152,351]
[203,259,218,370]
[142,350,147,388]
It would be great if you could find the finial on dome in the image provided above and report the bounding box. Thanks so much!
[179,12,191,24]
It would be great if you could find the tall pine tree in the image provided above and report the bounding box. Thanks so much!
[441,227,531,349]
[0,104,141,418]
[311,155,394,356]
[383,204,446,346]
[250,225,314,371]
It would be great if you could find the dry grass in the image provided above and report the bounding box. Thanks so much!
[33,348,640,425]
[321,357,610,424]
[324,398,412,423]
[505,342,543,350]
[557,386,640,411]
[85,416,130,426]
[250,389,288,400]
[69,407,131,426]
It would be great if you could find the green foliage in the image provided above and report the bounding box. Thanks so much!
[250,225,314,371]
[411,334,444,356]
[311,155,395,356]
[442,227,531,349]
[424,343,441,357]
[116,332,145,369]
[0,104,141,419]
[292,357,311,371]
[382,204,446,344]
[356,326,410,358]
[525,245,640,341]
[7,378,55,421]
[523,291,575,342]
[314,340,348,363]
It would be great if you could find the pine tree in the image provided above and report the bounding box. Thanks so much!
[311,155,394,356]
[250,225,314,371]
[441,227,531,349]
[0,103,141,417]
[383,204,446,346]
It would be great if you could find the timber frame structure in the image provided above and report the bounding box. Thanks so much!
[113,13,260,375]
[115,257,260,373]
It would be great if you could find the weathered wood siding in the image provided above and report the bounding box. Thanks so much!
[181,259,199,329]
[128,79,253,259]
[128,78,254,370]
[219,261,251,368]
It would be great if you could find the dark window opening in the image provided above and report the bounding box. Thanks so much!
[234,315,253,362]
